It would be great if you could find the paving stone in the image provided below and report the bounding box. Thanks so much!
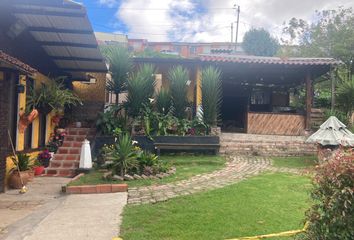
[127,155,306,205]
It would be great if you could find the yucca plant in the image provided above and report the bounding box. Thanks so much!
[125,64,156,117]
[201,66,222,126]
[26,78,81,114]
[111,133,137,177]
[156,88,172,115]
[102,46,132,105]
[168,66,189,119]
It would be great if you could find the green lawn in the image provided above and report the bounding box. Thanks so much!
[120,173,311,240]
[272,155,317,169]
[69,155,226,187]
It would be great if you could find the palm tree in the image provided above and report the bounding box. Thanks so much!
[102,46,132,105]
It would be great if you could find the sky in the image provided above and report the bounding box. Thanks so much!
[80,0,354,43]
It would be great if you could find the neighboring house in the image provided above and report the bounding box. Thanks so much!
[133,55,340,135]
[95,32,128,47]
[128,39,245,57]
[0,0,107,192]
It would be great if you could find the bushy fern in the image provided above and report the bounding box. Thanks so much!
[125,64,156,117]
[201,66,222,126]
[168,66,189,119]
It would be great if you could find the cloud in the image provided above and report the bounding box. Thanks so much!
[109,0,354,42]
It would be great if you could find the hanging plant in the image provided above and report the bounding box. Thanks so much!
[18,109,39,133]
[26,77,82,115]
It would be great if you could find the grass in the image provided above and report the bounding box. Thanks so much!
[120,173,312,240]
[69,155,226,187]
[272,155,317,169]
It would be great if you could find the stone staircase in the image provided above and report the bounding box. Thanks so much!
[220,132,316,156]
[43,127,95,177]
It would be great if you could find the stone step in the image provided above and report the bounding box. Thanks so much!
[49,160,79,169]
[57,147,81,154]
[43,168,76,177]
[53,154,80,161]
[63,135,86,142]
[62,141,83,148]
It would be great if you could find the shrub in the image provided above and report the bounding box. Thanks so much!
[96,106,128,135]
[156,88,172,115]
[168,66,189,119]
[304,149,354,240]
[126,64,156,117]
[201,66,222,126]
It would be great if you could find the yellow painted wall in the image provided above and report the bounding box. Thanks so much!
[72,73,106,102]
[15,73,55,151]
[195,65,202,106]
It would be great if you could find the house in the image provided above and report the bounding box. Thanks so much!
[133,54,340,135]
[95,32,128,46]
[0,0,107,192]
[128,38,246,57]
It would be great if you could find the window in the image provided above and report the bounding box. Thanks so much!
[251,90,270,105]
[190,46,197,54]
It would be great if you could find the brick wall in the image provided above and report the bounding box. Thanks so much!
[0,72,11,192]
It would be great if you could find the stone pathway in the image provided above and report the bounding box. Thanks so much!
[128,155,278,205]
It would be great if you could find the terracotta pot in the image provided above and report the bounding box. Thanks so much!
[8,171,30,189]
[34,166,45,176]
[27,109,39,122]
[23,169,35,181]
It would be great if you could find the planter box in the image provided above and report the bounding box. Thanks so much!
[153,136,220,155]
[93,135,220,155]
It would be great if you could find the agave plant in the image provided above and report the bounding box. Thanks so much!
[110,133,138,177]
[201,66,222,126]
[102,46,132,105]
[26,78,81,115]
[168,66,189,119]
[125,64,156,117]
[156,88,172,115]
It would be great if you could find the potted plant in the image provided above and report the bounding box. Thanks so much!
[8,153,32,189]
[37,149,52,168]
[18,109,39,133]
[33,159,45,176]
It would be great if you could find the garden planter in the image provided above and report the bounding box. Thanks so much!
[18,109,39,133]
[153,135,220,144]
[34,166,45,176]
[26,169,35,181]
[8,171,30,189]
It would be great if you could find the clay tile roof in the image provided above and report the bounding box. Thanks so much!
[0,50,37,74]
[199,54,342,66]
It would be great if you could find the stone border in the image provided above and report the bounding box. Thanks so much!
[62,173,128,194]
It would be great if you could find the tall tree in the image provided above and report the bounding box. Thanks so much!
[282,7,354,80]
[242,28,280,56]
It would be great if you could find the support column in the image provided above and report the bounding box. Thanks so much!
[195,65,202,119]
[0,71,11,192]
[305,71,313,130]
[330,66,336,112]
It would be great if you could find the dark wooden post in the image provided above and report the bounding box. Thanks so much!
[330,66,336,112]
[305,71,313,130]
[0,72,11,192]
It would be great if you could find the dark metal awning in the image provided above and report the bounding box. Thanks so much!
[2,0,107,74]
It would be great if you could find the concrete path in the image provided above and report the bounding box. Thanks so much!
[0,177,70,236]
[1,178,127,240]
[128,155,304,205]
